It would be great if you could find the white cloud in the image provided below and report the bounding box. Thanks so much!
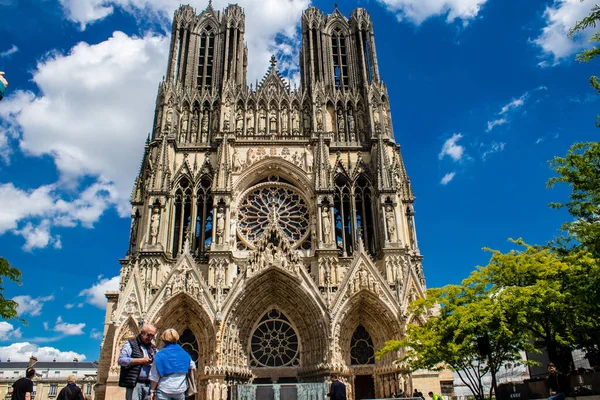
[439,133,465,161]
[486,118,507,132]
[79,276,119,309]
[536,137,545,144]
[0,322,22,341]
[52,317,85,336]
[90,329,103,340]
[12,295,54,317]
[486,87,546,132]
[0,342,86,362]
[377,0,488,25]
[440,172,456,185]
[0,181,121,250]
[482,141,506,160]
[0,45,18,58]
[532,0,595,65]
[57,0,309,84]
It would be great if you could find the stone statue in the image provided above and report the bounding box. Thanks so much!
[348,108,356,140]
[303,109,310,130]
[316,110,323,131]
[191,113,199,142]
[321,206,331,244]
[230,212,237,243]
[233,149,244,172]
[281,109,288,133]
[216,208,225,244]
[246,108,254,133]
[304,145,313,172]
[385,205,397,242]
[236,110,243,132]
[201,111,209,135]
[150,209,160,245]
[292,108,299,132]
[165,109,173,131]
[337,108,345,133]
[373,104,381,131]
[259,108,267,133]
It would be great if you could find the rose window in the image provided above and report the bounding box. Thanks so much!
[350,325,375,365]
[237,183,309,248]
[250,309,299,367]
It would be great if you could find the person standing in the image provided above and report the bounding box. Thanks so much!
[429,391,443,400]
[118,323,158,400]
[149,329,195,400]
[0,72,8,101]
[547,362,569,400]
[327,374,346,400]
[57,375,84,400]
[10,367,35,400]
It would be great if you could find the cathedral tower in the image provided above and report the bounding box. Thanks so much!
[96,4,431,400]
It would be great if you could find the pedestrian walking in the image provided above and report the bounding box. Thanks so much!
[9,367,35,400]
[57,375,84,400]
[327,374,346,400]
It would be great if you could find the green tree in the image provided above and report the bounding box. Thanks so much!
[0,257,22,320]
[547,142,600,258]
[378,263,533,399]
[569,3,600,125]
[547,142,600,366]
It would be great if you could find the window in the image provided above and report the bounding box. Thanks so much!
[350,325,375,365]
[333,175,353,256]
[178,328,199,367]
[49,384,58,396]
[171,179,192,255]
[197,27,215,90]
[250,309,299,368]
[194,176,214,258]
[441,381,454,397]
[331,30,349,90]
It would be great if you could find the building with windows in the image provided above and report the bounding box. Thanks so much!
[96,2,450,399]
[0,358,97,399]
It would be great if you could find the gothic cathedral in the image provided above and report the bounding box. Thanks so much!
[97,3,434,399]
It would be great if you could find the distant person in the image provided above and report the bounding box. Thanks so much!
[118,322,158,400]
[0,72,8,101]
[327,374,346,400]
[57,375,84,400]
[10,367,35,400]
[149,328,195,400]
[429,391,443,400]
[547,362,569,400]
[393,389,404,398]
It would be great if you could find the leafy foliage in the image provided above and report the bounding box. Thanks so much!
[0,257,22,320]
[569,3,600,125]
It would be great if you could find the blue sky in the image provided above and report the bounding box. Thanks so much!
[0,0,598,363]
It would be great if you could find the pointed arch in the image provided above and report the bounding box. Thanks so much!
[151,293,217,371]
[222,268,328,370]
[354,173,376,255]
[194,174,214,258]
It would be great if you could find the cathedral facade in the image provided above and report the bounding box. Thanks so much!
[96,3,433,399]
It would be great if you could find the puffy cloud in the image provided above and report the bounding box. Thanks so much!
[57,0,309,83]
[0,342,86,362]
[0,322,22,341]
[0,45,18,58]
[532,0,595,65]
[0,181,121,250]
[79,276,120,309]
[52,317,85,336]
[12,295,55,317]
[376,0,488,25]
[439,133,465,161]
[482,141,506,160]
[440,172,456,185]
[0,32,168,248]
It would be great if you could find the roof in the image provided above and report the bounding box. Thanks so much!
[0,362,98,369]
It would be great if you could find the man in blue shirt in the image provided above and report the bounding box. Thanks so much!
[118,323,157,400]
[0,72,7,101]
[327,374,346,400]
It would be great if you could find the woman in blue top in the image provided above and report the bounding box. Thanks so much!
[150,329,196,400]
[0,72,7,101]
